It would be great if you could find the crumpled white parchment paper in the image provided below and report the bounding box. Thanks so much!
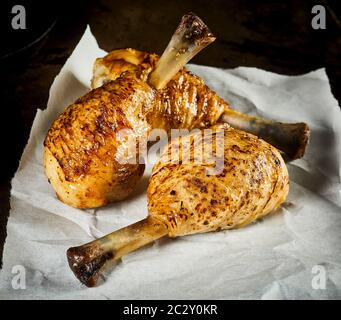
[1,26,341,300]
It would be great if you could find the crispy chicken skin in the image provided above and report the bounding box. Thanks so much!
[91,48,158,88]
[44,74,154,208]
[44,50,229,208]
[66,124,289,286]
[148,124,289,237]
[92,48,228,131]
[93,49,310,160]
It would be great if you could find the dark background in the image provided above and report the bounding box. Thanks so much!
[0,0,340,266]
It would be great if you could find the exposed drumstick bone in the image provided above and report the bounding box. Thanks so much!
[148,12,216,90]
[67,217,167,287]
[221,109,310,160]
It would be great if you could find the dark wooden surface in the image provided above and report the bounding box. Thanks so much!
[0,0,340,266]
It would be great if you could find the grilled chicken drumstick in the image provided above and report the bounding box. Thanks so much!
[92,50,309,160]
[44,13,307,209]
[67,124,289,287]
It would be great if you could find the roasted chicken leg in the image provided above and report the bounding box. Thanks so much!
[67,124,289,287]
[92,49,309,160]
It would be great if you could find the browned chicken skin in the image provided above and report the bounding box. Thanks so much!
[44,73,154,208]
[93,48,309,156]
[67,124,289,286]
[148,124,289,237]
[92,49,228,131]
[44,52,229,208]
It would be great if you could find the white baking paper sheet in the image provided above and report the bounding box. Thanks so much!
[1,26,341,299]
